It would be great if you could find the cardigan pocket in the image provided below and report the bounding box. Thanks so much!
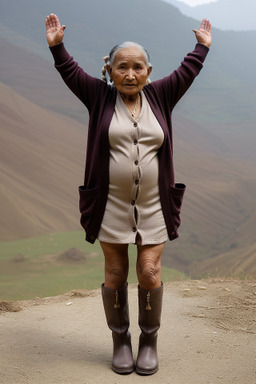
[169,183,186,232]
[79,185,98,231]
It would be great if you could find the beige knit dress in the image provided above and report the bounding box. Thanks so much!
[97,91,168,245]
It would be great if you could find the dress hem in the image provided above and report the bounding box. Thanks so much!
[97,235,168,246]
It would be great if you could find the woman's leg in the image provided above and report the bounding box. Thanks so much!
[100,241,134,374]
[100,241,129,289]
[135,242,165,375]
[136,242,165,290]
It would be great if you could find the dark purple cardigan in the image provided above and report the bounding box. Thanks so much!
[50,42,209,244]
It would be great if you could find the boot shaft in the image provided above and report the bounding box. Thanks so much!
[101,283,130,334]
[101,283,134,374]
[136,283,163,375]
[138,283,163,335]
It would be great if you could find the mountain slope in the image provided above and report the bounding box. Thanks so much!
[0,36,87,124]
[163,0,256,31]
[1,78,255,277]
[162,113,256,277]
[0,0,256,277]
[1,0,256,158]
[0,81,85,240]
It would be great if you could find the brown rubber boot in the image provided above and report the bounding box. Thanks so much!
[136,282,163,375]
[101,283,134,374]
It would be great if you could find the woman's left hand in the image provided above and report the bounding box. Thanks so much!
[193,18,212,48]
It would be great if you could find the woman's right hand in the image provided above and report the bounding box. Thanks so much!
[45,13,66,47]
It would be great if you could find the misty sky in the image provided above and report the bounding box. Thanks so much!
[177,0,218,5]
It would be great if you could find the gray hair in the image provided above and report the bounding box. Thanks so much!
[101,41,151,84]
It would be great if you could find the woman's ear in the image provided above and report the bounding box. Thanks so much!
[147,66,152,77]
[106,65,112,78]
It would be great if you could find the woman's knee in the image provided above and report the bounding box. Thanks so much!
[100,242,129,289]
[105,260,129,286]
[137,258,161,290]
[136,243,165,290]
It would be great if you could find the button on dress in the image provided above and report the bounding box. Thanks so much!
[97,91,168,245]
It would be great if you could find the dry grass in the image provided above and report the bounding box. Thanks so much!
[0,301,22,313]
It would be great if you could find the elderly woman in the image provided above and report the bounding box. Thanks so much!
[45,14,211,375]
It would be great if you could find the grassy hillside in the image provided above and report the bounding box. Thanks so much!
[0,231,186,300]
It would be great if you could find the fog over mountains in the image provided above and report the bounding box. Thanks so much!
[1,0,256,277]
[163,0,256,31]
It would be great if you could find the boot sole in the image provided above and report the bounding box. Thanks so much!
[112,366,135,375]
[136,366,158,375]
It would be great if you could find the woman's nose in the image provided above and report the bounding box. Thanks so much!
[126,69,135,80]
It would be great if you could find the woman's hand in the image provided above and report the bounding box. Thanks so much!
[193,18,212,48]
[45,13,66,47]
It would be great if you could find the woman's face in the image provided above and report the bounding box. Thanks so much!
[107,46,152,97]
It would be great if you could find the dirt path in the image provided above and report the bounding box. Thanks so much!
[0,279,256,384]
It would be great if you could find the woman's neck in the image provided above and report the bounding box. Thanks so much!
[120,93,139,103]
[120,92,141,119]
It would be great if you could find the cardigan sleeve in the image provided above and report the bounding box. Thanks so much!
[49,43,103,111]
[151,43,209,110]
